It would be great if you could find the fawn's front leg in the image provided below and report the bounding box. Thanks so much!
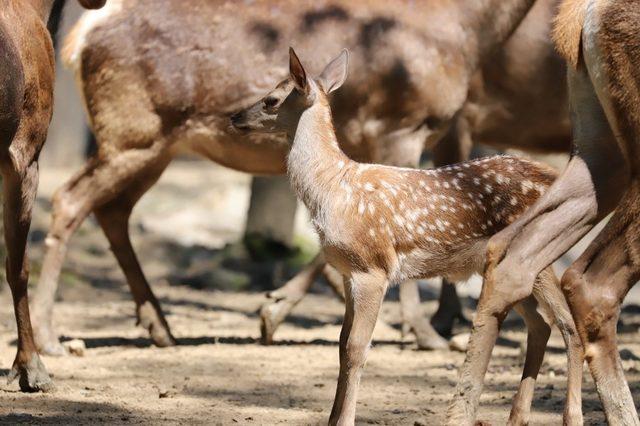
[329,270,388,425]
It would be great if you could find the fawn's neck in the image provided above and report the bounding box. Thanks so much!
[287,95,350,217]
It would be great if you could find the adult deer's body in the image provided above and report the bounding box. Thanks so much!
[31,0,554,354]
[448,0,640,424]
[0,0,105,392]
[231,49,583,425]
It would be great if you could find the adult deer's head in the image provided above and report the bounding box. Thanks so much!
[230,48,349,138]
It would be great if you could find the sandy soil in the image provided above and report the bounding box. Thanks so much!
[0,162,637,425]
[0,285,638,425]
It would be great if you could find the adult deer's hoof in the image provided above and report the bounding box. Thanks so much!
[138,301,176,347]
[259,291,297,345]
[259,300,284,345]
[8,353,54,392]
[403,316,449,350]
[33,324,67,357]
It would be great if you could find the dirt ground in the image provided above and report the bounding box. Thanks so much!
[0,162,638,425]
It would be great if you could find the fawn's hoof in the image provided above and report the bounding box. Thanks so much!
[8,353,54,392]
[138,302,176,347]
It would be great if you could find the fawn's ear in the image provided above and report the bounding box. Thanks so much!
[317,49,349,94]
[289,47,308,92]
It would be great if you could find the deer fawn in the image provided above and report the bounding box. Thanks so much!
[0,0,106,392]
[449,0,640,424]
[231,48,583,425]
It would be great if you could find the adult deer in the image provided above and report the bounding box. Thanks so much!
[231,48,583,425]
[31,0,547,355]
[448,0,640,424]
[0,0,106,392]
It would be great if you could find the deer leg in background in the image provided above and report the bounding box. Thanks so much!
[430,279,466,337]
[93,154,175,347]
[429,119,474,336]
[260,253,326,344]
[31,140,172,355]
[322,262,346,299]
[244,175,298,251]
[400,280,448,349]
[3,161,53,391]
[377,124,456,349]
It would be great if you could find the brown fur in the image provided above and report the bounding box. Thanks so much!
[552,0,587,68]
[0,0,106,392]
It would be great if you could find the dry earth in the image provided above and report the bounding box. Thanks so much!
[0,162,637,425]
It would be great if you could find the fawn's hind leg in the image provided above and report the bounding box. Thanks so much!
[509,267,583,426]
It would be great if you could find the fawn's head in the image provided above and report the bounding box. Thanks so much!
[230,48,349,138]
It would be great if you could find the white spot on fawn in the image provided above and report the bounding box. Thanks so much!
[521,180,534,194]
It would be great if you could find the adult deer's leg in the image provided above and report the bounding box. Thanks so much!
[93,154,174,347]
[329,270,388,425]
[430,117,472,336]
[31,159,101,355]
[259,253,326,344]
[32,140,171,355]
[382,125,455,349]
[447,61,626,424]
[400,280,448,349]
[430,279,465,337]
[560,3,640,423]
[3,160,52,391]
[562,184,640,425]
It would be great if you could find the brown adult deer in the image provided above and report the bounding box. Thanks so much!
[0,0,106,392]
[231,48,583,426]
[260,0,571,344]
[448,0,640,424]
[31,0,549,355]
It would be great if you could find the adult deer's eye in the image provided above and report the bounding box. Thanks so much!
[264,97,278,108]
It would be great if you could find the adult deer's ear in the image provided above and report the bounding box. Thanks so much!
[289,47,308,92]
[317,49,349,94]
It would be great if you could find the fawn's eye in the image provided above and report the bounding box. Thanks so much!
[264,97,279,108]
